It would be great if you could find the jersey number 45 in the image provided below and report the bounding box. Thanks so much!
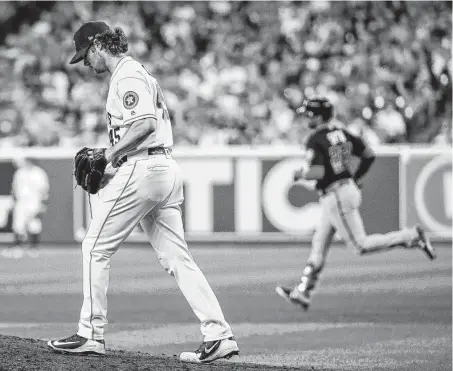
[107,113,120,146]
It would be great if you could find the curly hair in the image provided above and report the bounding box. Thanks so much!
[93,27,128,56]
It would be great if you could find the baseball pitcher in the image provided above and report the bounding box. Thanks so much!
[47,22,239,363]
[276,97,436,310]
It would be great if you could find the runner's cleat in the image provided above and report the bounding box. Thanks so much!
[276,286,311,310]
[415,226,437,260]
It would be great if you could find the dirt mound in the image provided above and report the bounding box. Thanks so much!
[0,334,305,371]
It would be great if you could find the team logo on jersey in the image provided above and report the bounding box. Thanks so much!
[123,91,138,109]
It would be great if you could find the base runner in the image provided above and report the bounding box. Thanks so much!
[276,97,436,310]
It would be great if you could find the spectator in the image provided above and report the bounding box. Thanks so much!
[0,1,450,148]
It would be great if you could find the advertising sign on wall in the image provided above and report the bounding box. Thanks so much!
[74,153,400,242]
[0,161,15,242]
[1,147,448,244]
[403,152,452,238]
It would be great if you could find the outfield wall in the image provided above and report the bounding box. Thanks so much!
[0,146,451,244]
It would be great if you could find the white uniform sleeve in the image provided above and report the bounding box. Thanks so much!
[11,170,19,198]
[117,77,157,126]
[39,169,50,200]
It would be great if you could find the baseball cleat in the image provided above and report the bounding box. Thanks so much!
[180,336,239,363]
[415,226,437,260]
[276,286,311,310]
[47,334,105,355]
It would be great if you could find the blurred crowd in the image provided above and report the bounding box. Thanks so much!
[0,1,451,148]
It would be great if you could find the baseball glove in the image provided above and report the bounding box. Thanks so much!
[74,147,108,194]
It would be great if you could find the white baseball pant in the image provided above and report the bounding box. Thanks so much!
[308,179,418,268]
[13,199,44,237]
[77,153,233,341]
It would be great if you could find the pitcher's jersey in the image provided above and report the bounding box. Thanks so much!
[305,125,366,191]
[106,56,173,153]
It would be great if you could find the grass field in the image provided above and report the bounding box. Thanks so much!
[0,243,451,371]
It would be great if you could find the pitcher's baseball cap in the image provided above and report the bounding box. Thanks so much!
[69,21,111,64]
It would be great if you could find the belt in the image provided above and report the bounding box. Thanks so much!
[319,178,352,196]
[121,147,172,163]
[147,147,172,156]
